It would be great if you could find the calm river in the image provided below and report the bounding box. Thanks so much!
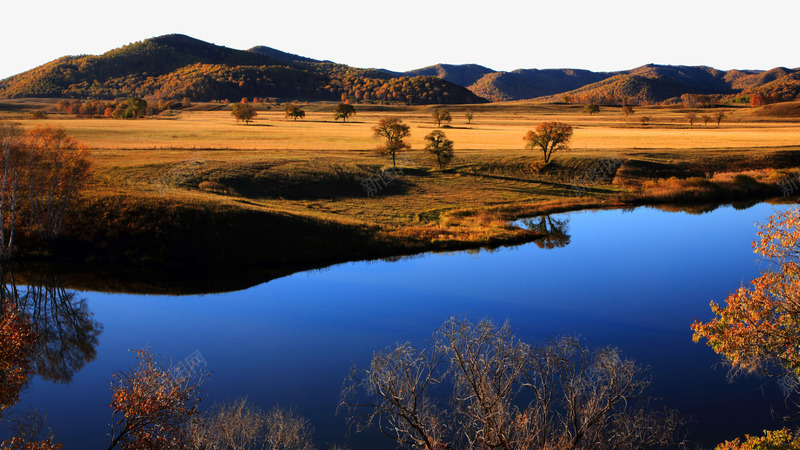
[3,201,795,448]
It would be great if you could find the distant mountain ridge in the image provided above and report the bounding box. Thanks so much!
[1,34,798,105]
[401,62,799,103]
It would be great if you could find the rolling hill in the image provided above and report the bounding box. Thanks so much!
[0,34,486,105]
[1,34,798,105]
[538,64,800,104]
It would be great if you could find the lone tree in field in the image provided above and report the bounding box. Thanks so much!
[465,110,474,124]
[373,117,410,167]
[432,109,452,128]
[584,103,600,115]
[333,103,356,123]
[716,111,726,125]
[524,122,573,164]
[423,130,454,169]
[284,104,305,121]
[686,112,697,126]
[622,105,635,117]
[231,103,257,124]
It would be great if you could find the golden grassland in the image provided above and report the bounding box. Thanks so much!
[2,99,800,268]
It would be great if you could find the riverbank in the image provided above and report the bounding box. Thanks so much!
[3,101,800,285]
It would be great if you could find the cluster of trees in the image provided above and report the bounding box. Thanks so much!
[743,73,800,105]
[0,123,92,260]
[322,75,483,105]
[108,349,316,449]
[371,116,570,171]
[372,118,455,170]
[56,97,190,118]
[340,317,683,449]
[680,93,722,108]
[562,92,642,107]
[232,102,359,125]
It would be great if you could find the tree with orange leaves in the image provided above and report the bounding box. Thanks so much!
[750,93,767,107]
[373,117,411,167]
[108,348,202,449]
[523,122,573,164]
[692,208,800,406]
[23,125,92,241]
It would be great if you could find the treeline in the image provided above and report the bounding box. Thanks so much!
[54,97,192,117]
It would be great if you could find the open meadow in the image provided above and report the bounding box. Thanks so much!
[2,100,800,266]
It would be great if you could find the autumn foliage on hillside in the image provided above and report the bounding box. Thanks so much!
[0,37,485,104]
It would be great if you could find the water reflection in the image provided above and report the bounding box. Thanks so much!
[0,267,103,384]
[519,215,571,249]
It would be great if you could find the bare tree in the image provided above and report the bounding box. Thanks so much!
[340,343,448,449]
[464,111,474,124]
[432,109,452,128]
[263,406,315,450]
[341,317,683,449]
[0,123,23,260]
[190,398,315,450]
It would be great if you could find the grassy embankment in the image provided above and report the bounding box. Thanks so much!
[2,100,800,271]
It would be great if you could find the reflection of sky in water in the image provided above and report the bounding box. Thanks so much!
[8,202,794,448]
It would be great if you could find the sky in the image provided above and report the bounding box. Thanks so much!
[2,0,798,80]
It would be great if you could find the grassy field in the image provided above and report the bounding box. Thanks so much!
[2,99,800,268]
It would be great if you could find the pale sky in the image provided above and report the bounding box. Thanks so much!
[2,0,798,80]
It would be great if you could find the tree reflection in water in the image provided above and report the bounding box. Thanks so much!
[521,216,571,249]
[1,267,103,384]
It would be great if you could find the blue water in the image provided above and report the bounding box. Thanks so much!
[4,202,795,448]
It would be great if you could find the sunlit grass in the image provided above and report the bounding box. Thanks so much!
[7,101,800,255]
